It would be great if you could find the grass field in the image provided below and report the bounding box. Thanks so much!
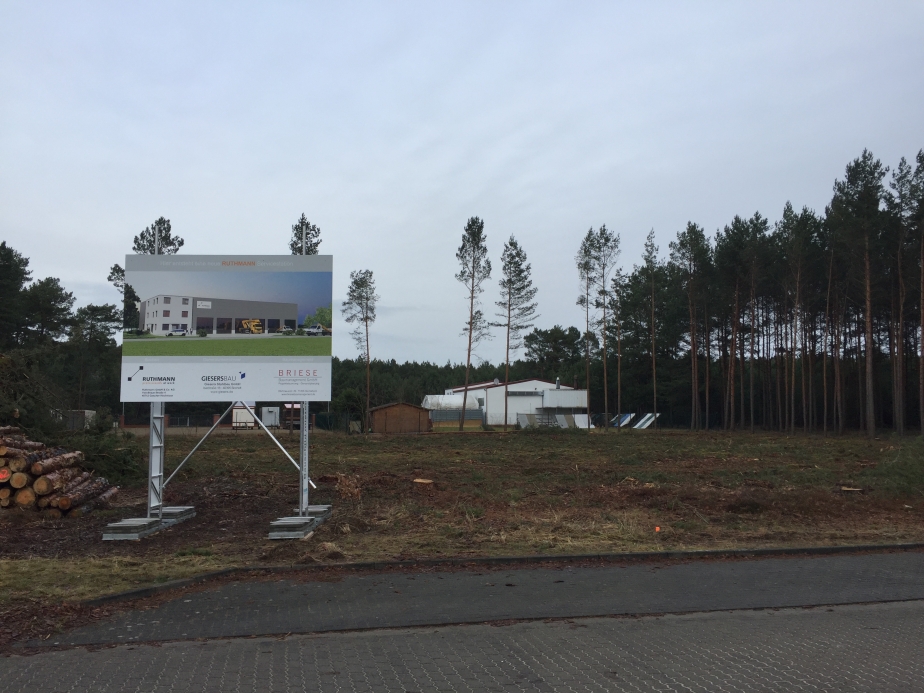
[121,335,332,356]
[2,429,923,607]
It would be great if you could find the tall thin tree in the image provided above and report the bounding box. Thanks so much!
[591,225,620,431]
[670,222,710,430]
[341,270,379,432]
[829,150,887,438]
[643,230,660,428]
[576,229,596,428]
[456,217,492,431]
[493,237,539,430]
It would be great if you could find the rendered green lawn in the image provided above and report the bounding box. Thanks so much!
[121,335,332,356]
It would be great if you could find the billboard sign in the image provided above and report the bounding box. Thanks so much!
[120,255,332,402]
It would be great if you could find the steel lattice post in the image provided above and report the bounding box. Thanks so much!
[148,401,165,519]
[299,401,310,516]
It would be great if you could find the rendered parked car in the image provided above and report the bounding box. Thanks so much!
[305,323,331,336]
[166,328,189,336]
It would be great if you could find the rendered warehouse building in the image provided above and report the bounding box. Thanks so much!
[140,295,298,336]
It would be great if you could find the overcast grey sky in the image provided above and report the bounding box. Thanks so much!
[2,1,922,364]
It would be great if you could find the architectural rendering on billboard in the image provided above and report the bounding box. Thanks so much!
[120,255,333,402]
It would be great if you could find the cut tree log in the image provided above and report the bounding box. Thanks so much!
[0,497,12,507]
[25,447,68,464]
[68,487,119,517]
[0,426,21,435]
[30,452,83,477]
[0,439,43,450]
[10,472,33,489]
[39,472,91,508]
[14,487,36,507]
[33,466,85,496]
[42,508,62,519]
[18,440,44,450]
[1,447,27,460]
[0,487,10,499]
[0,466,10,483]
[8,456,32,473]
[57,477,109,511]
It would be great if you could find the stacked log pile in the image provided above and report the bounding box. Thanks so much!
[0,426,118,517]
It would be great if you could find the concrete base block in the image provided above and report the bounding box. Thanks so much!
[102,507,196,540]
[268,514,328,540]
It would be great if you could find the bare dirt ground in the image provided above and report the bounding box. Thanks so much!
[1,428,922,648]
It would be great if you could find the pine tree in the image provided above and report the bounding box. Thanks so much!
[828,150,888,438]
[576,229,596,427]
[133,217,184,255]
[289,214,322,255]
[456,217,492,430]
[341,270,379,432]
[591,225,620,431]
[493,237,538,430]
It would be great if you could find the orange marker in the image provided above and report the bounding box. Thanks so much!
[655,526,661,532]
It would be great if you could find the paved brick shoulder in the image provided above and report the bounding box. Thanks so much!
[53,551,924,646]
[7,601,924,692]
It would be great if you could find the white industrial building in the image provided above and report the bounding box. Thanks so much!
[430,378,590,428]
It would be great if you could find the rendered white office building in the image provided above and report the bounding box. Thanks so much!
[140,295,298,336]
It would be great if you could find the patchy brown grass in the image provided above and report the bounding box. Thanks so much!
[2,428,923,605]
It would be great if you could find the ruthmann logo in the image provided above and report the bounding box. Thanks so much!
[142,376,176,383]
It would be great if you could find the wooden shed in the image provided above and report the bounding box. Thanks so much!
[369,402,432,434]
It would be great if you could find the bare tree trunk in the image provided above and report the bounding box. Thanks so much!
[896,248,906,435]
[776,312,783,431]
[920,228,924,436]
[584,277,592,429]
[801,312,808,434]
[689,290,698,429]
[823,252,834,433]
[504,295,512,431]
[705,305,711,430]
[651,270,658,429]
[602,290,610,433]
[749,280,756,432]
[864,241,875,438]
[617,300,623,433]
[460,260,477,431]
[365,317,371,434]
[791,271,800,434]
[739,331,746,430]
[834,303,843,434]
[729,283,740,431]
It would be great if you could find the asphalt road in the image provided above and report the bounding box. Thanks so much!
[4,551,924,692]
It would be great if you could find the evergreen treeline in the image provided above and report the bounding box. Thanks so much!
[340,149,924,435]
[3,149,922,436]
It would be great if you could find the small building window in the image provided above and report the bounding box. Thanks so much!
[163,310,171,317]
[182,298,189,305]
[162,324,169,331]
[163,297,171,304]
[181,311,188,318]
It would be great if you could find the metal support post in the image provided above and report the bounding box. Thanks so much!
[148,401,165,519]
[299,401,310,516]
